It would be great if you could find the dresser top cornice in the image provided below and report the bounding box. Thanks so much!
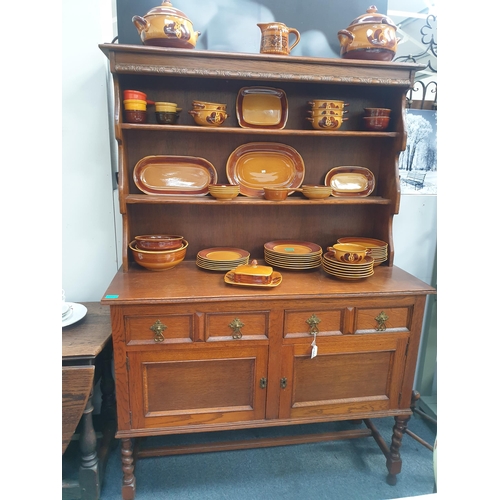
[99,43,425,87]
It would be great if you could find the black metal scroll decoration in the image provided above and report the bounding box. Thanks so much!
[394,14,437,110]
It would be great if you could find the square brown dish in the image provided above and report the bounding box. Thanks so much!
[232,259,274,285]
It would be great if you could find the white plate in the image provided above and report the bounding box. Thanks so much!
[62,302,88,328]
[62,302,70,315]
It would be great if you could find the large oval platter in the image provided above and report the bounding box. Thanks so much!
[324,166,375,197]
[226,142,305,197]
[133,155,217,196]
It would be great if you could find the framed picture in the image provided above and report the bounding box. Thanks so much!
[399,109,437,195]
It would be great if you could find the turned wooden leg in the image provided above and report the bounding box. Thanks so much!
[78,389,101,500]
[386,415,410,485]
[121,438,136,500]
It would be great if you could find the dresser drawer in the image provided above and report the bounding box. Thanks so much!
[283,307,344,339]
[354,305,412,334]
[205,310,269,341]
[124,312,200,345]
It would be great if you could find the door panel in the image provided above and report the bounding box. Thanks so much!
[128,345,268,429]
[279,334,408,419]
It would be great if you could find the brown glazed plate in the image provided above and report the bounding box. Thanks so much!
[133,155,217,196]
[236,87,288,129]
[264,240,322,255]
[226,143,305,197]
[324,166,375,197]
[197,247,250,262]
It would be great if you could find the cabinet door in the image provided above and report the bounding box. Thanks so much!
[278,334,408,419]
[127,344,268,430]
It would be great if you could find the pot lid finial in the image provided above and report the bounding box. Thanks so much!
[348,5,397,28]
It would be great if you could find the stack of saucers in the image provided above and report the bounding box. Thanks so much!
[322,251,375,280]
[196,247,250,271]
[337,237,388,266]
[62,301,72,322]
[264,240,322,269]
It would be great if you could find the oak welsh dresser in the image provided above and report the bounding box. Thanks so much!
[99,43,435,500]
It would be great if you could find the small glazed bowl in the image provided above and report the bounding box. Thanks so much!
[155,101,178,112]
[129,239,188,271]
[155,111,180,124]
[301,185,332,199]
[326,243,369,263]
[124,89,147,101]
[363,116,390,131]
[123,99,147,111]
[307,115,347,130]
[135,234,184,251]
[125,109,147,123]
[208,184,240,200]
[189,109,228,127]
[364,108,391,117]
[309,100,349,109]
[263,187,294,201]
[308,109,348,116]
[192,100,227,111]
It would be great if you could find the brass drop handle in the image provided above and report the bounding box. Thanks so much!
[375,311,389,331]
[229,318,245,339]
[306,314,321,335]
[150,319,167,342]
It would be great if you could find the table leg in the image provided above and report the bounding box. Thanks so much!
[79,389,101,500]
[121,438,136,500]
[100,344,116,423]
[386,415,410,485]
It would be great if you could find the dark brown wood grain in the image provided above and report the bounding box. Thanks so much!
[98,44,433,498]
[62,366,95,454]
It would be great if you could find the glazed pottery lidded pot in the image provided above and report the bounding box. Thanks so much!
[132,0,200,49]
[337,5,399,61]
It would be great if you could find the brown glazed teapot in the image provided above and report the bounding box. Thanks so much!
[338,5,399,61]
[132,0,200,49]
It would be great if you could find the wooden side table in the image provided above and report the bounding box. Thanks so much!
[62,302,116,500]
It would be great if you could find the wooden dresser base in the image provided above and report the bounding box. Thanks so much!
[119,416,410,499]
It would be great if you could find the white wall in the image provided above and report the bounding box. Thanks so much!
[394,195,437,285]
[62,0,118,303]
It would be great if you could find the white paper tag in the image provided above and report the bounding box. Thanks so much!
[311,344,318,358]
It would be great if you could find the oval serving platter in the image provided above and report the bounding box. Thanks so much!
[226,142,305,197]
[133,155,217,196]
[236,86,288,129]
[324,166,375,197]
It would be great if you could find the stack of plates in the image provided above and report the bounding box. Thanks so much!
[196,247,250,271]
[62,302,72,321]
[62,302,88,327]
[322,252,375,280]
[264,240,322,269]
[337,237,388,266]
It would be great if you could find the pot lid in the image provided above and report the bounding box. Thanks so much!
[144,0,190,21]
[234,260,273,277]
[347,5,397,28]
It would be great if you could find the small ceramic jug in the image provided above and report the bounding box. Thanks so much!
[257,22,300,55]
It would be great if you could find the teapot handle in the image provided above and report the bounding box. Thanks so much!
[338,29,354,44]
[132,15,149,34]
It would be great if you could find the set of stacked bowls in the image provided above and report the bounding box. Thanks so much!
[188,100,228,127]
[306,99,349,130]
[129,234,188,271]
